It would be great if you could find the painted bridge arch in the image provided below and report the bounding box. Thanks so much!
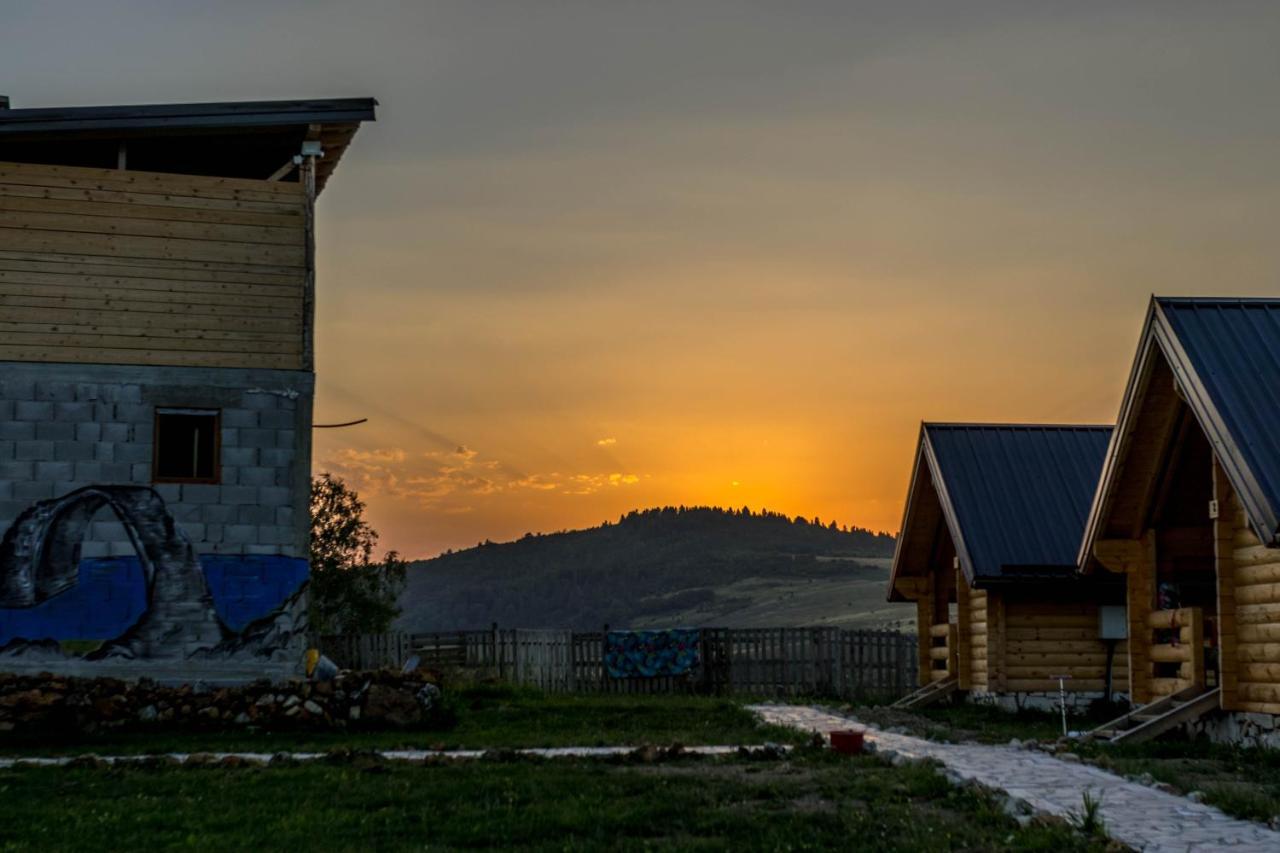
[0,486,226,658]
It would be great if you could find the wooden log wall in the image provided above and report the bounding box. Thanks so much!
[1000,596,1127,694]
[1225,477,1280,714]
[0,160,308,369]
[1145,607,1204,696]
[990,592,1007,691]
[968,586,989,691]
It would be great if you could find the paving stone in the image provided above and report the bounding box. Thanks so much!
[750,704,1280,853]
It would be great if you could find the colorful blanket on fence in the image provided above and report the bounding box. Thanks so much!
[604,629,701,678]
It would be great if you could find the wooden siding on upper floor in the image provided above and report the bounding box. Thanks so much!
[0,160,308,369]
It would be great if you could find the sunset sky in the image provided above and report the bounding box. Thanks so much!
[6,2,1280,557]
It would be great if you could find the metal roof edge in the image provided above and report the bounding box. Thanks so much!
[1155,296,1280,307]
[886,425,930,602]
[0,97,378,136]
[1076,298,1161,571]
[0,97,377,120]
[920,428,980,587]
[922,421,1112,431]
[975,568,1077,585]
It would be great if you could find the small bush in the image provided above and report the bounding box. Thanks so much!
[1068,789,1106,839]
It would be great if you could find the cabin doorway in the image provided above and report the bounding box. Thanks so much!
[1149,414,1217,689]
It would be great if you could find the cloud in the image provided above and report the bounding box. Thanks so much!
[335,448,407,465]
[319,448,410,498]
[318,444,642,507]
[595,437,617,447]
[560,472,642,495]
[510,473,560,491]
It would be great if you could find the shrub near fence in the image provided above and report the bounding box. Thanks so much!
[321,627,918,700]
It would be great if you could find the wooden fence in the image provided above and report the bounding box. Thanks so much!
[319,626,917,700]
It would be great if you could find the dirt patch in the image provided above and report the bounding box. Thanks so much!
[838,706,962,741]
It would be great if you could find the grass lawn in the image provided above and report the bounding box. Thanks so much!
[1074,739,1280,824]
[0,686,806,757]
[841,700,1078,745]
[0,750,1108,851]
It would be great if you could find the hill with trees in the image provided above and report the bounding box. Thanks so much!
[397,506,909,632]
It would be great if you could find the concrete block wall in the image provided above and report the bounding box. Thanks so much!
[0,362,313,559]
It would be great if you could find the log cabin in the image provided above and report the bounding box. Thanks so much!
[1080,296,1280,746]
[888,423,1125,710]
[0,96,375,679]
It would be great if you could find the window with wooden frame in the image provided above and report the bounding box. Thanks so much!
[153,408,221,484]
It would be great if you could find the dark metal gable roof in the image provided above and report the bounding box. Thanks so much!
[923,424,1112,584]
[0,98,376,134]
[1155,297,1280,544]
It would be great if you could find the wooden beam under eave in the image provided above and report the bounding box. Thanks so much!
[1093,538,1147,574]
[1214,459,1240,711]
[1126,531,1156,704]
[955,566,972,690]
[894,577,928,599]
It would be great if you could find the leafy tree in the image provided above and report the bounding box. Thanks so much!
[309,473,406,634]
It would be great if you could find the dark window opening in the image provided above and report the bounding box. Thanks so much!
[153,409,220,484]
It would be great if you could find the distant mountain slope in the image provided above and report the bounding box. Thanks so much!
[397,507,908,632]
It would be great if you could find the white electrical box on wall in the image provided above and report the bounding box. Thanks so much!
[1099,605,1127,640]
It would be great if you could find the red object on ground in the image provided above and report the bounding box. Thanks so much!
[829,729,865,755]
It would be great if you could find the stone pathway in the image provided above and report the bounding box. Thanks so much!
[751,704,1280,853]
[0,743,779,769]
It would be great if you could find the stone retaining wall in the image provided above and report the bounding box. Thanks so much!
[1185,710,1280,749]
[0,671,447,734]
[967,690,1127,714]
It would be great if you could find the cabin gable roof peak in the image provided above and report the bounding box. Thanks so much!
[1079,295,1280,566]
[888,421,1112,600]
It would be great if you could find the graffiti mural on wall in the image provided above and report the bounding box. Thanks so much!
[0,486,307,666]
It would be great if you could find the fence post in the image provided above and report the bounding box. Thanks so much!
[567,631,576,692]
[602,624,610,692]
[492,623,502,681]
[829,628,840,697]
[896,634,907,697]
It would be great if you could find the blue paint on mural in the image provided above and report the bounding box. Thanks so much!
[604,629,701,678]
[0,555,308,645]
[201,555,309,631]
